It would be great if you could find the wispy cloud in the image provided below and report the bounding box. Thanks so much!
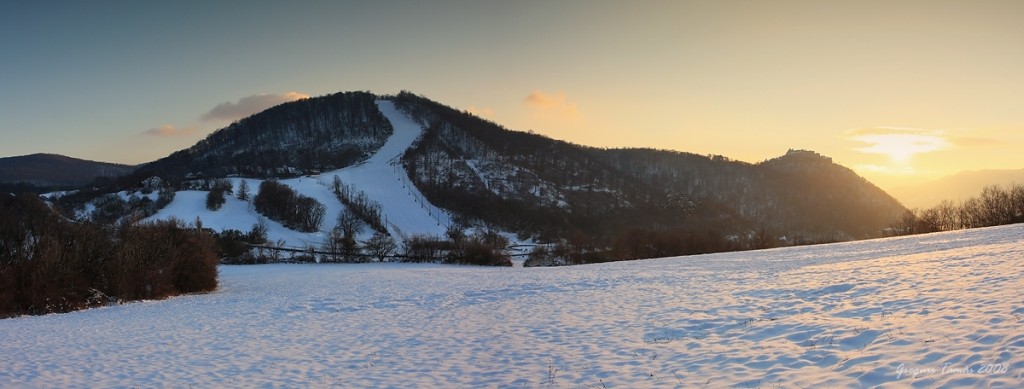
[201,92,310,122]
[524,91,582,120]
[465,106,495,119]
[846,127,951,162]
[142,124,197,137]
[949,136,1003,147]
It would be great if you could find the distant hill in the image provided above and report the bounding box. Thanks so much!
[0,153,134,190]
[69,91,907,258]
[392,92,906,242]
[890,168,1024,209]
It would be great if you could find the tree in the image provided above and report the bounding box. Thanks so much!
[321,229,361,263]
[364,232,397,262]
[1011,184,1024,223]
[295,196,326,232]
[237,180,250,201]
[336,208,365,238]
[896,209,918,235]
[751,227,775,250]
[248,218,269,244]
[205,187,226,211]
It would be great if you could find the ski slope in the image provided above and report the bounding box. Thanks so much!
[324,100,451,239]
[144,100,451,247]
[2,224,1022,388]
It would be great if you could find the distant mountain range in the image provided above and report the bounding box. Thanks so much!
[23,91,907,251]
[890,168,1024,209]
[113,92,904,243]
[0,153,134,190]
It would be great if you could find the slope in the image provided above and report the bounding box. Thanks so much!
[143,100,451,248]
[2,224,1020,387]
[323,100,451,239]
[394,92,906,243]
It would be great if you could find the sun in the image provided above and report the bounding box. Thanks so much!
[854,134,945,163]
[849,128,951,165]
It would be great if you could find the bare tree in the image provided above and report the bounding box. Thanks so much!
[897,209,917,235]
[364,232,397,262]
[336,208,365,238]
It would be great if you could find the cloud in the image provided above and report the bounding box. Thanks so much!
[201,92,310,122]
[846,127,951,162]
[854,164,915,175]
[465,106,495,119]
[949,136,1003,147]
[524,91,582,120]
[142,124,197,137]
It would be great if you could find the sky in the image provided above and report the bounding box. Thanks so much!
[2,0,1022,191]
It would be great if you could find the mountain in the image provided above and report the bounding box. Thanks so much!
[71,91,906,259]
[890,169,1024,209]
[391,92,905,243]
[134,91,391,180]
[0,153,134,189]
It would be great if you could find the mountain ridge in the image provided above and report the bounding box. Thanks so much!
[0,153,134,189]
[392,92,904,242]
[52,91,906,258]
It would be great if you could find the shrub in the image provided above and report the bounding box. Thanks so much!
[402,235,454,263]
[523,245,570,267]
[446,230,512,266]
[206,187,226,210]
[108,218,219,300]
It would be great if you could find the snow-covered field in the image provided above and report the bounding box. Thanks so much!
[2,225,1022,388]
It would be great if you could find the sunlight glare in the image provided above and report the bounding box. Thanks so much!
[853,133,950,163]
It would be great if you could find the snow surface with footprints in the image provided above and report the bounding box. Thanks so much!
[2,224,1023,388]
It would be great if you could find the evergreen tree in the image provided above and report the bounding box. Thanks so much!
[237,180,250,201]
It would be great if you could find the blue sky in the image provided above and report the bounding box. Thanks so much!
[2,1,1023,189]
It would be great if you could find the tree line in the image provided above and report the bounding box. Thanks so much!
[0,194,219,317]
[330,176,386,233]
[891,184,1024,235]
[253,180,325,233]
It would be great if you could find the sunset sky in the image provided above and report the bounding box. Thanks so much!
[1,0,1022,191]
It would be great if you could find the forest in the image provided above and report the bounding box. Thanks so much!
[0,194,219,317]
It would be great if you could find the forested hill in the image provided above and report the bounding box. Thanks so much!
[79,90,904,253]
[0,153,133,189]
[133,91,392,181]
[392,92,906,243]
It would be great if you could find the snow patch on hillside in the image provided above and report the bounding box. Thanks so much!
[144,100,453,248]
[321,100,452,240]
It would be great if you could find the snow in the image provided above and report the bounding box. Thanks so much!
[2,224,1022,388]
[320,100,452,239]
[148,189,323,248]
[142,100,452,248]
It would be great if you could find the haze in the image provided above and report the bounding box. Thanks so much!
[1,0,1022,193]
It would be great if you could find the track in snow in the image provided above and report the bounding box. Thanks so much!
[324,100,452,239]
[144,100,452,247]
